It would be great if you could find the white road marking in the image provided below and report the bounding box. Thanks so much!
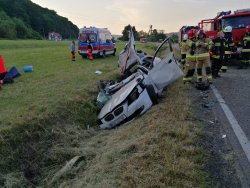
[211,85,250,163]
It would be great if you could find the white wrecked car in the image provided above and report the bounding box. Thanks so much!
[98,36,183,129]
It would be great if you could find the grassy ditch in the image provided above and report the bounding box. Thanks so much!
[0,40,209,187]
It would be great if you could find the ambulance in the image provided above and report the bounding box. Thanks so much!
[78,27,116,58]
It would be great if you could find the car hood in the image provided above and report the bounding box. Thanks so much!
[98,74,143,119]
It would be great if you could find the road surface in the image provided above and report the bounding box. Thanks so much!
[212,66,250,187]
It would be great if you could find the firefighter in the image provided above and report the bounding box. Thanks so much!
[180,34,188,65]
[222,26,234,72]
[211,31,227,78]
[183,29,197,82]
[240,25,250,69]
[195,29,213,83]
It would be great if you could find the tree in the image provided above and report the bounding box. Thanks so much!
[0,0,79,39]
[138,30,147,37]
[170,33,179,43]
[0,11,17,39]
[121,24,139,41]
[148,29,167,42]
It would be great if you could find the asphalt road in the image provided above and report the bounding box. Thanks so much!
[212,66,250,187]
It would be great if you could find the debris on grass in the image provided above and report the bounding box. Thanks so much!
[95,70,102,74]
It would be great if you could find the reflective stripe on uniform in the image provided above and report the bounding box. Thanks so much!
[196,52,210,58]
[225,51,232,54]
[240,60,249,63]
[183,77,193,81]
[242,49,250,52]
[221,66,228,70]
[186,55,197,59]
[212,55,220,59]
[244,37,250,41]
[215,43,221,47]
[207,75,213,80]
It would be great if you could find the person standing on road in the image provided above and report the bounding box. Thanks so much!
[180,34,188,66]
[211,31,227,78]
[195,29,213,83]
[70,40,76,61]
[183,29,197,83]
[222,26,234,72]
[240,25,250,69]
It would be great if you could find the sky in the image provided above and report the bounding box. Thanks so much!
[31,0,249,35]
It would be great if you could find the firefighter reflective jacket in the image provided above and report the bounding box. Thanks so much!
[180,41,187,55]
[195,38,213,58]
[185,39,196,59]
[211,37,227,59]
[224,33,234,55]
[242,33,250,52]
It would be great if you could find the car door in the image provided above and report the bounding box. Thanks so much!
[148,39,183,90]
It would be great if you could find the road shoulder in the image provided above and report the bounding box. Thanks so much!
[189,84,245,187]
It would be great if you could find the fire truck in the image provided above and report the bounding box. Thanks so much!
[199,9,250,46]
[180,9,250,48]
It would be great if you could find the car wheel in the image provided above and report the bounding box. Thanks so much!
[99,51,104,58]
[146,85,158,104]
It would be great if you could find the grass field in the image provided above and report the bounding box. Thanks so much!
[0,40,210,187]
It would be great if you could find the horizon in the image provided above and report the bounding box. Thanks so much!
[31,0,249,35]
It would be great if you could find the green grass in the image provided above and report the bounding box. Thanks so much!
[0,40,121,129]
[0,40,210,187]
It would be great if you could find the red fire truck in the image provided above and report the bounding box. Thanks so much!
[180,9,250,48]
[199,9,250,46]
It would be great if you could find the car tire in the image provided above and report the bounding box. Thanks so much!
[146,85,158,104]
[99,51,104,58]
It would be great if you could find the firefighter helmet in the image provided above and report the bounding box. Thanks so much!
[188,29,197,39]
[246,25,250,33]
[183,34,188,41]
[197,29,206,38]
[223,26,233,33]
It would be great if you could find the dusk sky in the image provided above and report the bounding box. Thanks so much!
[31,0,249,34]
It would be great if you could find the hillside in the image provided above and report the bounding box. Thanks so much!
[0,0,78,39]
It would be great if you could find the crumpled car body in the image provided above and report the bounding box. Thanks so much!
[98,73,153,129]
[98,35,183,129]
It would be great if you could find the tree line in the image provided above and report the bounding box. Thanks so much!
[119,24,179,43]
[0,0,79,39]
